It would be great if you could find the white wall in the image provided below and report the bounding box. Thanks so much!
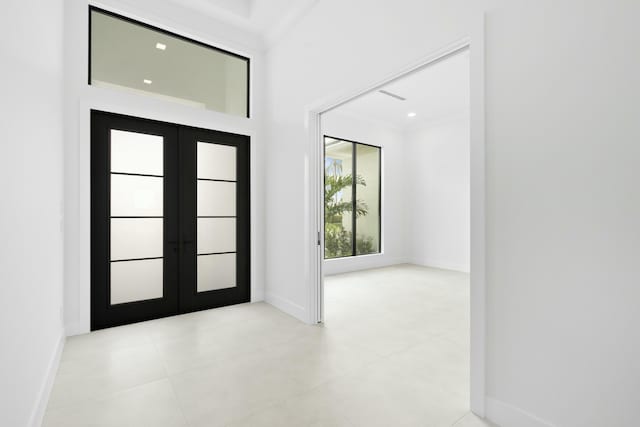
[63,0,267,335]
[0,1,66,426]
[322,111,407,276]
[405,113,470,272]
[264,0,640,425]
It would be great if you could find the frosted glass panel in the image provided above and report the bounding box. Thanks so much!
[111,130,163,175]
[111,259,163,304]
[197,218,235,254]
[197,181,235,216]
[111,174,163,216]
[198,143,236,181]
[197,253,236,292]
[111,218,163,260]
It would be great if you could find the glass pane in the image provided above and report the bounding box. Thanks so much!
[197,181,235,217]
[111,174,163,216]
[197,253,236,292]
[111,218,163,261]
[91,9,249,117]
[324,138,353,259]
[197,218,235,254]
[111,130,163,175]
[355,144,381,255]
[198,142,236,181]
[111,259,163,304]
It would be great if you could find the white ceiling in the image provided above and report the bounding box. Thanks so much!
[169,0,318,42]
[335,50,470,130]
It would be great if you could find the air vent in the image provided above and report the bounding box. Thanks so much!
[378,89,406,101]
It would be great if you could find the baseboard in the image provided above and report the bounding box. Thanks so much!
[28,331,65,427]
[264,292,308,323]
[486,397,555,427]
[323,255,408,276]
[411,258,470,273]
[64,321,89,337]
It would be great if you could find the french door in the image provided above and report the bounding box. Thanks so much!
[91,111,250,330]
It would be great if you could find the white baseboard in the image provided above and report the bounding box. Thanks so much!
[411,258,470,273]
[323,255,408,276]
[64,321,88,337]
[264,292,308,323]
[486,397,555,427]
[29,331,65,427]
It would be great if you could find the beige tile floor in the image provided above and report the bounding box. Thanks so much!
[43,264,493,427]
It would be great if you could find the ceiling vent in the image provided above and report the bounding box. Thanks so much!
[378,89,406,101]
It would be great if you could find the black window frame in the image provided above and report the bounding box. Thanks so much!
[324,135,382,259]
[88,6,251,118]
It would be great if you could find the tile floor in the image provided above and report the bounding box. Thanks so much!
[43,264,492,427]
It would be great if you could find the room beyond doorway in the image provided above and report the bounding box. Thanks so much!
[320,47,470,279]
[316,39,484,414]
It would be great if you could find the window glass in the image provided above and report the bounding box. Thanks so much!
[90,8,249,117]
[355,144,381,255]
[324,138,354,259]
[324,137,381,259]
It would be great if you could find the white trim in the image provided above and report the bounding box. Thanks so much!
[70,88,262,335]
[305,14,486,419]
[64,322,85,337]
[65,0,264,335]
[409,259,470,274]
[486,397,556,427]
[28,332,65,427]
[264,292,308,321]
[469,13,487,418]
[324,256,409,277]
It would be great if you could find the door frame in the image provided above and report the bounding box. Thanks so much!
[304,22,486,417]
[89,110,251,330]
[90,111,181,330]
[64,0,263,337]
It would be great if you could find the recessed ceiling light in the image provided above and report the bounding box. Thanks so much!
[156,42,166,50]
[408,112,417,118]
[143,79,152,85]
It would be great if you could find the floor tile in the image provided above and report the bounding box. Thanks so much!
[44,265,470,427]
[453,412,497,426]
[43,379,187,427]
[47,341,166,409]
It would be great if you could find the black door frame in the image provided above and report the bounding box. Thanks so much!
[90,110,250,330]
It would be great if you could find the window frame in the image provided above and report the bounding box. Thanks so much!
[323,135,382,259]
[88,6,251,118]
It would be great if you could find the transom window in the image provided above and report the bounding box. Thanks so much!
[89,7,250,117]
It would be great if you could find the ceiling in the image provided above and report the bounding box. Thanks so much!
[168,0,318,42]
[334,49,470,130]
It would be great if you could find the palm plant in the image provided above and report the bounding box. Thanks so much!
[324,173,373,258]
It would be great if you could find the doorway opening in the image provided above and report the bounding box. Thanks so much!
[90,111,250,330]
[309,38,485,417]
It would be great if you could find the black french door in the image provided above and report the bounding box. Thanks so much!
[91,111,250,330]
